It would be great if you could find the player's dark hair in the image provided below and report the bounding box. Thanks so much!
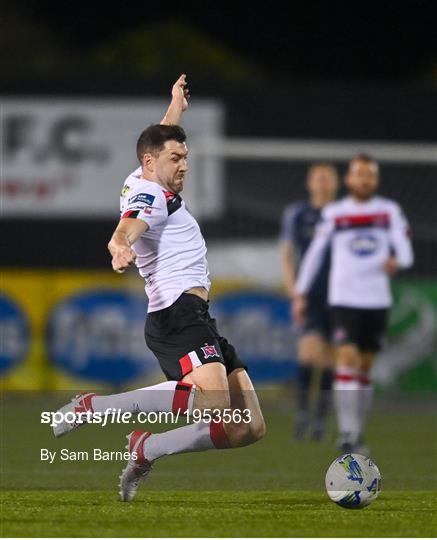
[136,124,186,162]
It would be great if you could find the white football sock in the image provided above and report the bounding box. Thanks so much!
[143,419,231,462]
[358,372,374,433]
[91,381,195,415]
[333,366,361,444]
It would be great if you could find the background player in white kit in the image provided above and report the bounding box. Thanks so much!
[53,75,265,501]
[294,155,414,452]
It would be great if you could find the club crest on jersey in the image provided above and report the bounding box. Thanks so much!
[121,185,131,197]
[201,345,220,359]
[129,193,156,207]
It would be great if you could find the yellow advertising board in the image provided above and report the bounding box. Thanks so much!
[0,269,146,390]
[0,269,256,391]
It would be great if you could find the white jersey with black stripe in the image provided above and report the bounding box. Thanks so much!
[296,195,414,308]
[120,167,211,313]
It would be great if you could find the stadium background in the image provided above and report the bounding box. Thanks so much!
[1,2,436,537]
[1,2,436,393]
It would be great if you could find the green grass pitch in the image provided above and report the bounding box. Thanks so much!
[1,393,436,537]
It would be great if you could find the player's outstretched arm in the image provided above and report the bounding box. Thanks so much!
[160,74,190,126]
[280,241,297,299]
[108,219,148,274]
[279,205,299,299]
[293,216,333,326]
[385,203,414,274]
[296,220,332,294]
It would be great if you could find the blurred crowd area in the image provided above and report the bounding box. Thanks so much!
[1,2,436,392]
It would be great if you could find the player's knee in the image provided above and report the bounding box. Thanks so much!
[250,415,267,442]
[227,414,266,447]
[336,345,360,368]
[298,335,328,367]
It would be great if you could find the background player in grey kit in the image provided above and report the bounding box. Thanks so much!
[280,163,338,440]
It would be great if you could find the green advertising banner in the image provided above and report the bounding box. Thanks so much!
[375,279,437,392]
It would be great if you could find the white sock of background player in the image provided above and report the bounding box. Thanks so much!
[141,418,232,461]
[358,372,374,435]
[333,366,361,445]
[91,381,196,416]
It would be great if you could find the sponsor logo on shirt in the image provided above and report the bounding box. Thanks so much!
[349,234,379,256]
[122,205,153,216]
[201,344,220,359]
[129,193,156,207]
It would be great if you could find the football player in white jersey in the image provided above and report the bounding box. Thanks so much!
[294,154,413,452]
[52,74,265,502]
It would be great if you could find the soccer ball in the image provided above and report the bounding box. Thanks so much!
[325,453,382,509]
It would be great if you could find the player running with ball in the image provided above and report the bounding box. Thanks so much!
[294,154,413,452]
[53,74,265,501]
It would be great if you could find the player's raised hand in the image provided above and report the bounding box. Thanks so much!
[111,246,136,274]
[171,74,190,111]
